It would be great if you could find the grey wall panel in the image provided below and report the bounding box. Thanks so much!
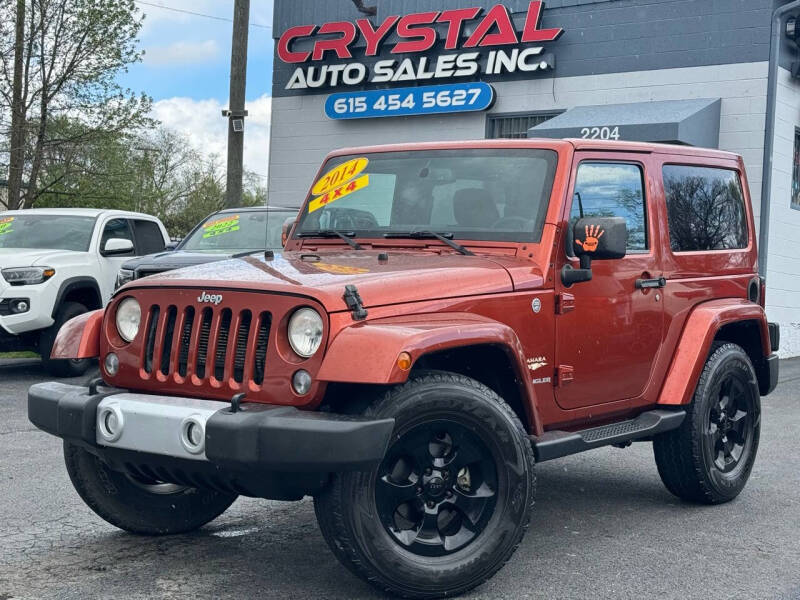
[272,0,781,97]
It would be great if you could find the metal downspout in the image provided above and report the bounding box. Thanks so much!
[760,0,800,276]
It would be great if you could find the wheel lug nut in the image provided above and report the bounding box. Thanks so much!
[416,487,423,495]
[424,468,432,476]
[442,471,449,479]
[427,501,435,508]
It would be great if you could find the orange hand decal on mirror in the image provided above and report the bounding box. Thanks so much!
[575,224,605,252]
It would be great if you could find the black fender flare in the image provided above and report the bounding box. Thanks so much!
[51,276,102,318]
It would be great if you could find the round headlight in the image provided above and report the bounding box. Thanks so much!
[287,308,323,358]
[115,297,141,342]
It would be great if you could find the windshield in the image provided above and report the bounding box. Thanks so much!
[0,215,95,251]
[180,210,294,253]
[295,149,558,242]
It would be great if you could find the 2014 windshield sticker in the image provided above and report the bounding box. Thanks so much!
[308,174,370,214]
[203,215,240,238]
[312,157,368,197]
[0,217,14,235]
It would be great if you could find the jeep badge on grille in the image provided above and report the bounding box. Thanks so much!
[197,292,223,305]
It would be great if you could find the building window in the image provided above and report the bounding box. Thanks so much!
[486,111,562,139]
[793,127,800,210]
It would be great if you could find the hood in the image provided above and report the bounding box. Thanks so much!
[0,248,87,268]
[122,250,239,273]
[125,250,542,312]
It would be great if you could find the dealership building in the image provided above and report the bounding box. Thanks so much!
[269,0,800,356]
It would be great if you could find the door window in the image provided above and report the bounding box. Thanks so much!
[570,162,648,252]
[100,219,134,255]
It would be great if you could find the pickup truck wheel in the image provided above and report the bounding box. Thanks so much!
[314,371,536,599]
[653,343,760,504]
[63,441,237,535]
[40,301,90,377]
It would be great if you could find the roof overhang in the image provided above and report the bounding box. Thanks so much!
[529,98,722,148]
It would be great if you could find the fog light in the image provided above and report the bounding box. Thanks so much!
[180,416,206,455]
[97,404,124,443]
[104,353,119,376]
[10,299,29,314]
[292,369,313,395]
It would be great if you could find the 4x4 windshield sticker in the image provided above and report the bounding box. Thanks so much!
[0,217,14,235]
[308,174,370,214]
[203,215,240,238]
[575,224,604,252]
[312,157,368,197]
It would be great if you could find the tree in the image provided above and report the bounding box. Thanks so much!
[32,122,264,237]
[0,0,151,210]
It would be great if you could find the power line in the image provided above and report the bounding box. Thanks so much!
[134,1,272,30]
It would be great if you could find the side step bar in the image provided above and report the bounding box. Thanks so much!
[531,409,686,462]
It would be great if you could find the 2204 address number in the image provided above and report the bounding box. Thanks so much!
[580,126,621,140]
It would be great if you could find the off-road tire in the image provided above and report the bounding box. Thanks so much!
[314,371,536,599]
[64,441,237,535]
[40,301,91,377]
[653,343,760,504]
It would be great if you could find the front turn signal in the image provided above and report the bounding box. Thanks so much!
[397,352,412,371]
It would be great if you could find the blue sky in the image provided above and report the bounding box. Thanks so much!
[121,0,276,178]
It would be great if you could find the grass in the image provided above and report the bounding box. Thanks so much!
[0,351,39,359]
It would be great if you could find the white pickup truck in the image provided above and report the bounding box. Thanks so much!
[0,208,169,376]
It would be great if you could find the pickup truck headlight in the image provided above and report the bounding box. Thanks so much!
[1,266,55,286]
[287,308,323,358]
[115,297,142,342]
[115,268,135,290]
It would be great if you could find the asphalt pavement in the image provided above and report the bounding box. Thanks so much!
[1,357,799,600]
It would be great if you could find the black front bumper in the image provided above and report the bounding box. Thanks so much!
[28,382,395,500]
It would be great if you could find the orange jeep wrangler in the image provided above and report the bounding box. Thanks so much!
[29,139,780,599]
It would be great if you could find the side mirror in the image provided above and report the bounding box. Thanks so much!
[281,217,296,247]
[165,240,180,251]
[102,238,134,256]
[562,217,627,286]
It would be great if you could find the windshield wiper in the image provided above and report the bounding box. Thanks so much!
[297,229,363,250]
[384,231,474,256]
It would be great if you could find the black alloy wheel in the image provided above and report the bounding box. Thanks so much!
[703,374,756,474]
[376,420,498,556]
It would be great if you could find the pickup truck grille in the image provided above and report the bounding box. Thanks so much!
[142,303,272,386]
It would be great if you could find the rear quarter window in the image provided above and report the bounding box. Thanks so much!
[662,165,748,252]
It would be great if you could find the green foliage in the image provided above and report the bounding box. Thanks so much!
[33,119,266,237]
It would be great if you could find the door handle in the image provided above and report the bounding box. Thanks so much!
[635,276,666,289]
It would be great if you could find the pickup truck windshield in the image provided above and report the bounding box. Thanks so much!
[181,210,292,253]
[0,215,95,251]
[296,149,558,243]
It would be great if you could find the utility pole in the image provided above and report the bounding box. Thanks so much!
[8,0,26,211]
[223,0,250,209]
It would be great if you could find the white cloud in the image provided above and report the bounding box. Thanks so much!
[144,40,220,66]
[151,94,272,178]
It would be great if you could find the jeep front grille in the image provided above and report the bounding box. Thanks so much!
[142,303,272,386]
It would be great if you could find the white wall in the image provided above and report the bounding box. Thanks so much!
[767,67,800,357]
[269,62,769,211]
